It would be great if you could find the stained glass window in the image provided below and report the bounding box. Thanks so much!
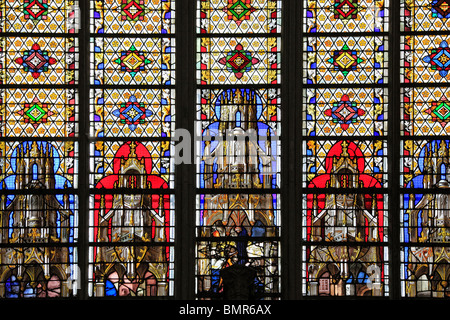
[196,0,282,299]
[1,0,450,302]
[302,0,390,297]
[401,0,450,298]
[88,0,175,297]
[0,1,79,298]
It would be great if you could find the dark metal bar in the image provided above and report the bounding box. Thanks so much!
[389,0,401,300]
[77,0,90,300]
[176,0,196,300]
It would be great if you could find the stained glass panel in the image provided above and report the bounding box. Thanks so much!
[91,37,175,86]
[1,88,78,138]
[304,193,388,242]
[304,87,388,137]
[197,37,280,85]
[304,36,388,85]
[303,245,389,297]
[0,141,78,190]
[305,0,389,33]
[401,140,450,189]
[401,0,450,32]
[196,88,281,190]
[401,246,450,298]
[89,0,175,298]
[401,35,450,83]
[2,0,79,33]
[303,140,387,189]
[2,37,78,85]
[0,246,78,298]
[196,0,280,300]
[90,88,174,138]
[197,0,282,34]
[401,87,450,136]
[90,0,174,34]
[89,245,174,297]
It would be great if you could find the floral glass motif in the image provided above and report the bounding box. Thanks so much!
[333,0,360,20]
[402,87,450,136]
[431,0,450,18]
[218,43,260,80]
[19,97,53,129]
[111,95,153,132]
[401,140,450,297]
[224,0,256,25]
[14,43,57,79]
[23,0,49,20]
[121,0,146,21]
[114,45,153,78]
[423,40,450,78]
[324,94,366,131]
[328,43,364,77]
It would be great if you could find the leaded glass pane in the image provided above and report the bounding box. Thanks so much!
[305,0,389,33]
[401,87,450,136]
[90,0,175,34]
[89,246,175,297]
[196,88,281,190]
[0,141,78,190]
[401,0,450,32]
[304,36,388,85]
[90,37,175,86]
[1,88,78,138]
[303,245,389,297]
[401,140,450,189]
[303,140,387,189]
[401,246,450,298]
[197,37,281,85]
[196,0,281,300]
[88,0,175,298]
[303,88,388,137]
[2,0,79,33]
[2,37,78,85]
[90,88,175,138]
[197,0,282,34]
[0,246,78,298]
[401,35,450,84]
